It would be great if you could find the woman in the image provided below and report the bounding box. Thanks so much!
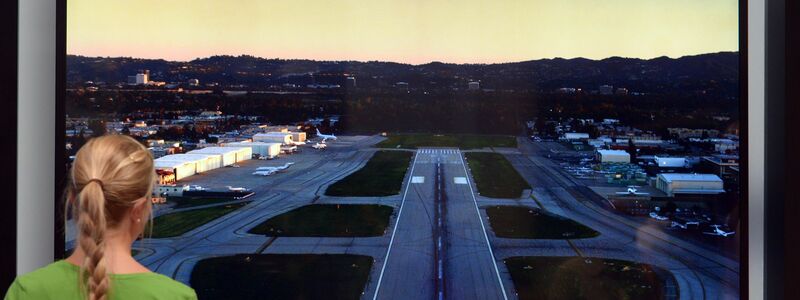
[5,135,196,300]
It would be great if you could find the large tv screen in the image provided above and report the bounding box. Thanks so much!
[62,1,745,299]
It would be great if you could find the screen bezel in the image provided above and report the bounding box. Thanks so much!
[52,0,754,297]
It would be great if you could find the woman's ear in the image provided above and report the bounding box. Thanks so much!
[130,197,148,222]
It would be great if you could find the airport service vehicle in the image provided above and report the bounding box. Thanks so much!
[281,145,297,154]
[312,142,327,149]
[316,128,337,142]
[702,224,736,237]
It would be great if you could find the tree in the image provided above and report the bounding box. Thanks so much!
[88,119,106,137]
[627,139,637,161]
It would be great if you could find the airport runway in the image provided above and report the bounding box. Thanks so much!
[123,135,740,300]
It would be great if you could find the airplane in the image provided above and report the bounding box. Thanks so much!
[226,186,250,192]
[702,224,735,237]
[312,142,327,149]
[255,162,295,174]
[649,212,669,221]
[616,186,650,196]
[316,128,337,142]
[252,170,277,176]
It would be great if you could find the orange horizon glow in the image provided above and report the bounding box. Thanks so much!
[67,0,739,65]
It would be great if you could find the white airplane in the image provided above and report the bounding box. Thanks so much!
[226,186,250,192]
[649,212,669,221]
[312,142,327,149]
[703,224,735,237]
[252,170,277,176]
[255,162,295,174]
[616,186,650,196]
[316,128,337,142]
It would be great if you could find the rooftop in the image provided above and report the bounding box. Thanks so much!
[657,173,722,183]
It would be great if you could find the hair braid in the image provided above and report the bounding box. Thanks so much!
[77,180,110,300]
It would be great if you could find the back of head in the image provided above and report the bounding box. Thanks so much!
[67,135,155,300]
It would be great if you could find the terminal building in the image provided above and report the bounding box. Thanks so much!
[596,149,631,163]
[655,173,725,197]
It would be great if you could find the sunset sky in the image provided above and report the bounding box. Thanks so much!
[67,0,739,64]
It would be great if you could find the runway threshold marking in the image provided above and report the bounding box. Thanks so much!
[457,150,509,300]
[372,150,421,300]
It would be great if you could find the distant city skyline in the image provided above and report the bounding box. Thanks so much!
[68,0,739,65]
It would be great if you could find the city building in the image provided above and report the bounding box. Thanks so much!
[346,76,356,88]
[562,132,590,140]
[596,149,631,163]
[468,81,480,91]
[655,173,725,197]
[599,85,614,95]
[615,88,629,95]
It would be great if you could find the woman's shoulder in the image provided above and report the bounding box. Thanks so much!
[114,272,197,299]
[5,261,80,299]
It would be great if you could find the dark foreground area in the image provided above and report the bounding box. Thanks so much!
[191,254,373,300]
[505,256,670,300]
[248,204,393,237]
[486,206,599,239]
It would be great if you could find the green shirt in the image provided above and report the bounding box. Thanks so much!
[4,260,197,300]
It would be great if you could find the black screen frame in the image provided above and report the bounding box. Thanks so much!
[52,0,755,298]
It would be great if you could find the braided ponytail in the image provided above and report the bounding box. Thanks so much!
[67,134,156,300]
[77,180,110,300]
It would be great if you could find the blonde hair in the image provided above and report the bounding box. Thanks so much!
[66,135,155,300]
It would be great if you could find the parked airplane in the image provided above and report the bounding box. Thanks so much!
[226,186,250,192]
[702,224,735,237]
[616,186,650,196]
[253,162,295,176]
[316,128,337,142]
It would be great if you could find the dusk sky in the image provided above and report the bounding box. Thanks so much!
[67,0,739,64]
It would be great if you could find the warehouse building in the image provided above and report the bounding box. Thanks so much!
[154,158,197,181]
[160,153,222,173]
[187,146,251,166]
[655,173,725,197]
[563,132,590,140]
[596,149,631,163]
[290,131,307,144]
[224,141,281,159]
[654,156,687,168]
[253,132,294,145]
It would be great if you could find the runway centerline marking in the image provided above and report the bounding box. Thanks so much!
[457,150,509,300]
[372,150,420,300]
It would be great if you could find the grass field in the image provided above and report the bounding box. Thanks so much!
[505,256,668,300]
[248,204,393,237]
[191,254,372,300]
[486,206,599,239]
[375,134,517,149]
[149,202,249,238]
[464,152,530,198]
[325,151,412,196]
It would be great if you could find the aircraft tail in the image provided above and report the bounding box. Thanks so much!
[316,128,321,135]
